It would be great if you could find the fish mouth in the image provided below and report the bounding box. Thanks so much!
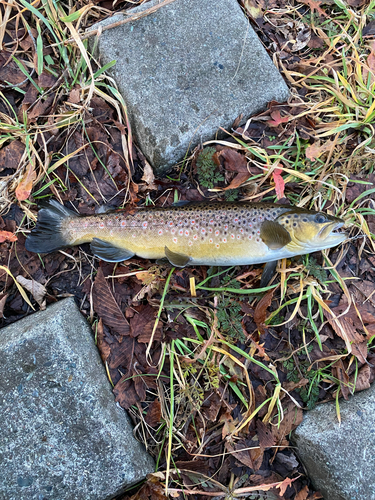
[318,221,347,244]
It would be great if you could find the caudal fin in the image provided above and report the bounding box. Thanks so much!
[25,199,78,254]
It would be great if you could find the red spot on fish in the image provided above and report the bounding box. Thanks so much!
[193,235,198,240]
[158,229,163,235]
[169,221,173,227]
[215,230,219,236]
[237,235,241,239]
[209,228,213,233]
[256,238,260,242]
[248,222,252,227]
[240,228,244,234]
[234,218,238,223]
[209,219,214,224]
[173,237,177,243]
[185,230,189,236]
[257,230,260,235]
[99,222,104,229]
[191,220,195,225]
[224,225,228,231]
[249,235,252,240]
[222,238,227,243]
[143,221,148,228]
[231,234,235,239]
[209,238,213,244]
[216,244,220,248]
[84,222,88,229]
[171,228,176,235]
[201,228,206,234]
[121,221,126,227]
[188,241,193,246]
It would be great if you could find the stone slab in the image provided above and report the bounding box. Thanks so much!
[89,0,289,173]
[0,298,154,500]
[292,384,375,500]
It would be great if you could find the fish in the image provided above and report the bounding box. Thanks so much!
[25,200,347,273]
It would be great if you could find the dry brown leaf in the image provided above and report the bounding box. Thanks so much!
[92,266,130,335]
[257,420,275,449]
[0,294,8,318]
[144,398,162,427]
[0,140,25,172]
[16,275,46,307]
[295,485,309,500]
[141,161,157,190]
[96,318,110,363]
[254,288,275,335]
[306,140,335,161]
[15,161,36,201]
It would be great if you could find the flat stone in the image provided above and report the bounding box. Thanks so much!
[292,385,375,500]
[0,298,154,500]
[90,0,289,174]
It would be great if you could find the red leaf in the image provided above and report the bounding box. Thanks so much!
[0,230,17,243]
[273,167,285,200]
[266,110,289,128]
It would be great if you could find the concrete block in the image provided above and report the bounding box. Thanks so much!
[292,385,375,500]
[89,0,289,173]
[0,298,154,500]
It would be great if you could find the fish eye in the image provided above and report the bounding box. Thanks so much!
[315,214,327,224]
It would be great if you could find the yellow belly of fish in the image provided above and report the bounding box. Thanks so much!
[67,224,285,266]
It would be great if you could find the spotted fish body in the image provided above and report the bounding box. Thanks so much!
[26,200,347,267]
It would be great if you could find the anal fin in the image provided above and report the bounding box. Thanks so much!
[165,246,191,267]
[90,238,135,262]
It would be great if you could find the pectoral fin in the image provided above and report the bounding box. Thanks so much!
[260,220,291,250]
[164,246,191,267]
[260,260,278,288]
[90,238,135,262]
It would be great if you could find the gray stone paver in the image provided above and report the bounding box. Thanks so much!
[0,298,154,500]
[292,384,375,500]
[90,0,289,173]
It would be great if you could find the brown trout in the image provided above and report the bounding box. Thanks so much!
[25,200,347,269]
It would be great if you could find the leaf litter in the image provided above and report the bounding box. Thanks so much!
[0,0,375,498]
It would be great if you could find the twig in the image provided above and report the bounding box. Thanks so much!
[63,0,177,46]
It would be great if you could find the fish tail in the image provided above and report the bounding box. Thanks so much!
[25,199,77,254]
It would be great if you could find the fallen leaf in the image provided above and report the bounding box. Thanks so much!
[299,0,328,17]
[16,275,46,307]
[266,110,289,128]
[141,161,157,190]
[306,140,335,161]
[27,93,55,122]
[92,266,130,335]
[363,41,375,85]
[273,167,285,200]
[131,304,162,342]
[15,161,37,201]
[272,400,303,446]
[291,24,311,52]
[219,148,248,173]
[0,140,25,172]
[254,288,275,335]
[257,420,275,449]
[0,230,17,243]
[0,294,8,318]
[295,485,309,500]
[145,398,162,427]
[278,476,294,496]
[96,318,110,363]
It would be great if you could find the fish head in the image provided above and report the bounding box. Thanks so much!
[276,209,347,252]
